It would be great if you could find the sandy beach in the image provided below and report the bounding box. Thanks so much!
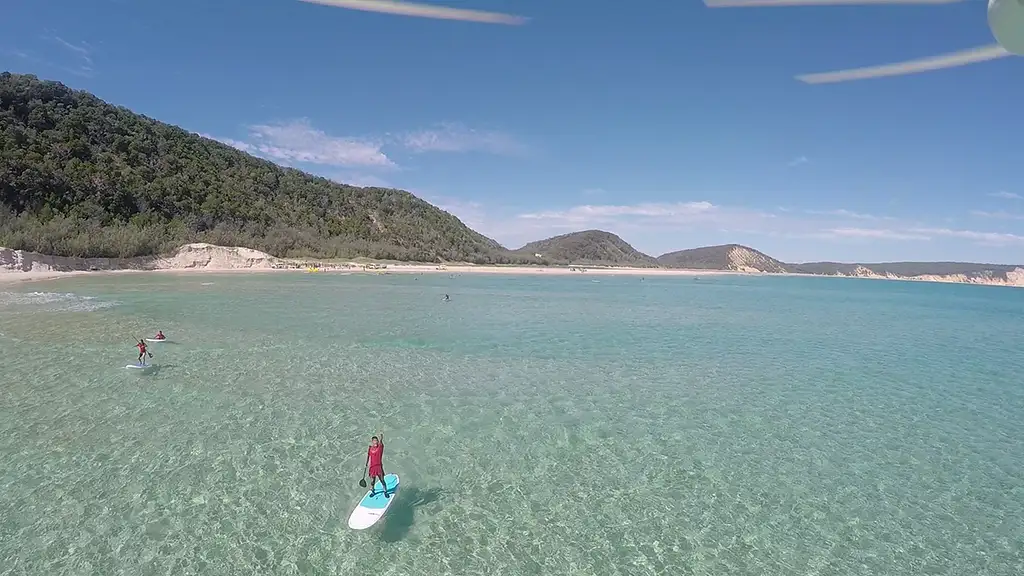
[0,243,737,286]
[4,243,1022,288]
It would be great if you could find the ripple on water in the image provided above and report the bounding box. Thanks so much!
[0,273,1023,575]
[0,291,119,313]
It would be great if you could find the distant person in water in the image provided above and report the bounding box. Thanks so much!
[443,294,450,301]
[155,330,166,340]
[136,339,149,365]
[366,433,389,498]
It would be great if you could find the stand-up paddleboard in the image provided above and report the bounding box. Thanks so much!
[145,338,168,343]
[348,473,400,530]
[125,363,154,370]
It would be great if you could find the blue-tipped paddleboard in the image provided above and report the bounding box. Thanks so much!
[125,363,154,370]
[348,473,399,530]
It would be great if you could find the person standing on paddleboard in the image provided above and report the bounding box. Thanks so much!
[135,339,151,365]
[365,433,389,498]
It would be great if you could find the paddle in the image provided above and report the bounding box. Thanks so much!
[359,463,367,488]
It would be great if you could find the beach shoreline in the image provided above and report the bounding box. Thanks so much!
[3,243,1022,288]
[0,259,739,286]
[0,242,740,286]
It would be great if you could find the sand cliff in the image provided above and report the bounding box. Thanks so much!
[832,265,1024,287]
[0,243,291,274]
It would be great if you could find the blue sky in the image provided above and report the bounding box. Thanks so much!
[2,0,1023,263]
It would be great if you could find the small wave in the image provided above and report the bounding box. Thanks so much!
[0,291,119,313]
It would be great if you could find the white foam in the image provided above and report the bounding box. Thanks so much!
[0,291,118,313]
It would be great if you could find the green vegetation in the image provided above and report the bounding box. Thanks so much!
[0,72,537,263]
[515,230,659,267]
[1,73,1018,278]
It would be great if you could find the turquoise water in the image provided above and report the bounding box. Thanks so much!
[1,272,1022,575]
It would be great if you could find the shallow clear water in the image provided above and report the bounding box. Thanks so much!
[1,272,1022,575]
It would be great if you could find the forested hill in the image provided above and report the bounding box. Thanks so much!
[516,230,659,267]
[0,72,523,262]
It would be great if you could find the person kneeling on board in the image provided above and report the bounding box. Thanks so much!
[155,331,166,340]
[366,433,390,498]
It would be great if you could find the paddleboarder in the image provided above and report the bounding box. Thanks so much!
[366,433,389,498]
[135,339,151,365]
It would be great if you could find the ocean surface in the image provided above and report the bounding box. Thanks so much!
[1,271,1022,576]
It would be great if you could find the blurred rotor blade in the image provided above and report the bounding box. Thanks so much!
[298,0,528,25]
[796,44,1010,83]
[704,0,965,6]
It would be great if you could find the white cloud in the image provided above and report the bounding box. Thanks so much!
[823,227,931,241]
[441,196,1021,254]
[398,123,527,156]
[802,209,893,221]
[969,210,1024,221]
[243,119,393,168]
[909,227,1024,246]
[201,121,392,168]
[518,201,740,225]
[49,36,94,77]
[989,191,1022,200]
[328,173,392,188]
[788,155,809,167]
[201,134,254,152]
[203,119,523,170]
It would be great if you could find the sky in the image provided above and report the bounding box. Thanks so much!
[2,0,1023,264]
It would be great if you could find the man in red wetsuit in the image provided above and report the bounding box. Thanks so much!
[365,433,389,498]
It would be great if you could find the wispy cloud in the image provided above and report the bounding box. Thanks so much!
[398,123,528,156]
[969,210,1024,221]
[203,119,524,171]
[822,227,930,241]
[328,173,393,188]
[462,197,1022,251]
[518,201,730,226]
[989,191,1022,200]
[47,36,95,77]
[202,119,393,168]
[909,227,1024,246]
[802,209,893,221]
[297,0,527,25]
[787,155,809,167]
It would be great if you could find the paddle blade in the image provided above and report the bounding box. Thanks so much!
[704,0,965,6]
[297,0,528,25]
[358,478,367,488]
[796,44,1011,83]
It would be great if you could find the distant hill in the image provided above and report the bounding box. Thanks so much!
[790,261,1023,282]
[657,244,789,273]
[0,72,530,264]
[516,230,659,267]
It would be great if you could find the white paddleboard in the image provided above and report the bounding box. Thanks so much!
[348,473,400,530]
[145,338,168,343]
[125,363,154,370]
